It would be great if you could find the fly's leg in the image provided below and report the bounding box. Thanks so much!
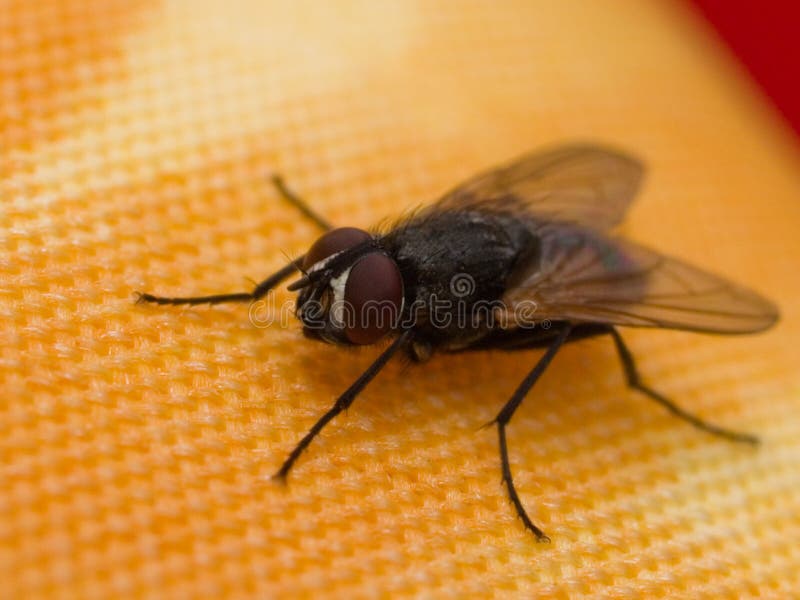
[274,330,412,481]
[271,175,333,232]
[491,324,573,542]
[608,328,759,445]
[136,176,330,306]
[136,260,301,306]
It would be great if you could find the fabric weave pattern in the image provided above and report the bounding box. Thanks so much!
[2,1,799,598]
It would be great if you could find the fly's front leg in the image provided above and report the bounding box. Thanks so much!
[274,330,413,481]
[136,175,331,306]
[136,260,301,306]
[270,175,333,232]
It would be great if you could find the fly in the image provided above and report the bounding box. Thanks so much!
[137,144,779,542]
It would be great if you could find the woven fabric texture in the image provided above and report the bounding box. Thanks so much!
[2,1,799,598]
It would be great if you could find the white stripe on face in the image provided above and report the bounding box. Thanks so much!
[328,266,352,328]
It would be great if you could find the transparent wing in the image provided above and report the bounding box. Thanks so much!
[433,144,645,230]
[501,223,779,334]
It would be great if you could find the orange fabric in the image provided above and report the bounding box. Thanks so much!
[2,1,799,597]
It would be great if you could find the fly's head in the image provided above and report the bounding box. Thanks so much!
[290,227,404,346]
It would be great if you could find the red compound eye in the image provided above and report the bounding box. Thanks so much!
[303,227,371,270]
[343,253,403,345]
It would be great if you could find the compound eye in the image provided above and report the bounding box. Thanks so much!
[344,253,403,345]
[303,227,371,270]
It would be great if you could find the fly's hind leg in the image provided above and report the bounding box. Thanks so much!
[608,328,759,445]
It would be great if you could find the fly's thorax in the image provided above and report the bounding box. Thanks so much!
[380,210,539,344]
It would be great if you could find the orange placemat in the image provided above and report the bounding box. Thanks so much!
[2,1,799,597]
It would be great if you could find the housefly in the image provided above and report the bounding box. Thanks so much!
[137,144,779,542]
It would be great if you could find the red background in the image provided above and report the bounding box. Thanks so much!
[688,1,800,140]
